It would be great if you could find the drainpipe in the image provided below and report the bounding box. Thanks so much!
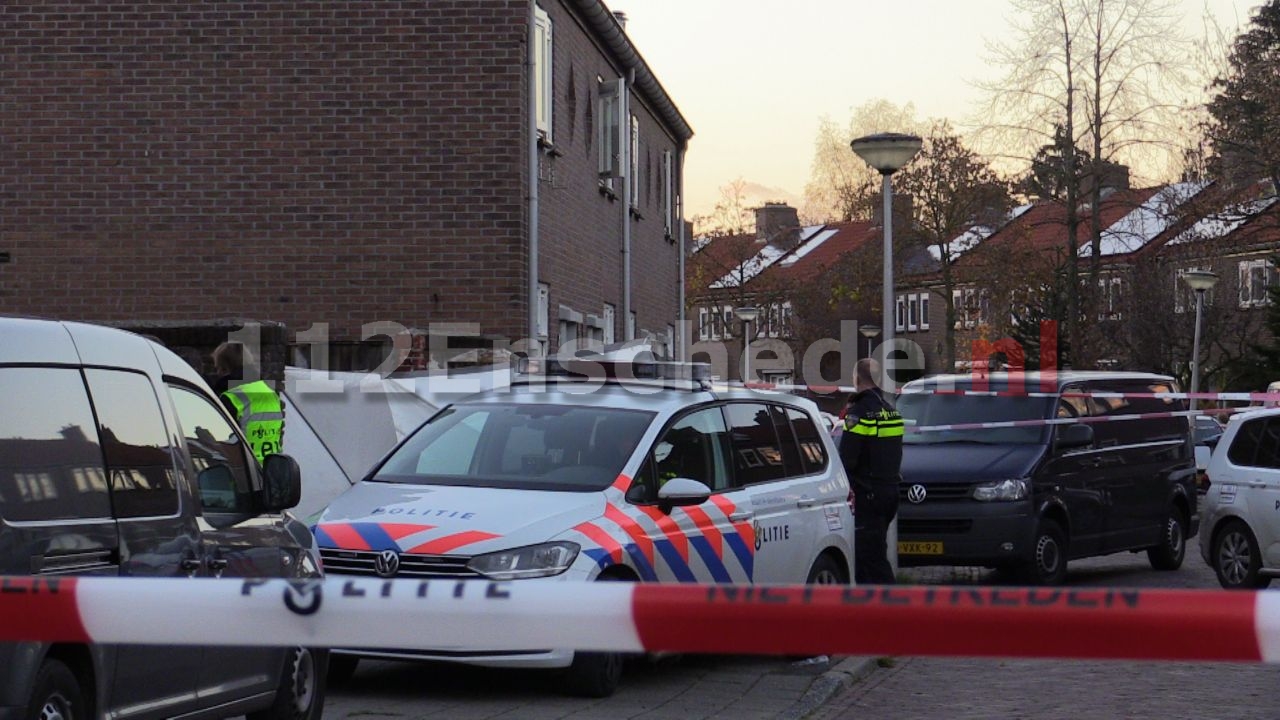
[527,0,541,355]
[621,68,635,341]
[677,146,686,360]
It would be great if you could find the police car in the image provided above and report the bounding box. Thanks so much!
[313,359,856,697]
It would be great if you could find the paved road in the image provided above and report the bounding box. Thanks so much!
[811,550,1280,720]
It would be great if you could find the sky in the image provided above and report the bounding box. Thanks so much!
[621,0,1263,221]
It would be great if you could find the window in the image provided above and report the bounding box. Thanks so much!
[533,6,553,142]
[786,407,828,474]
[85,370,179,518]
[953,288,981,329]
[781,302,793,337]
[1086,381,1186,448]
[603,304,616,345]
[1098,276,1123,320]
[1239,259,1276,308]
[895,295,906,332]
[377,405,654,492]
[722,307,733,338]
[628,311,637,341]
[1228,418,1267,467]
[907,294,919,332]
[169,386,256,513]
[723,403,787,485]
[643,408,733,496]
[597,78,623,188]
[769,405,803,477]
[629,114,640,207]
[662,150,674,236]
[536,283,550,339]
[920,294,930,330]
[1174,267,1214,313]
[0,367,110,522]
[698,307,711,341]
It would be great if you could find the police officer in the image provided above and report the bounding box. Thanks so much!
[839,358,904,584]
[211,341,285,464]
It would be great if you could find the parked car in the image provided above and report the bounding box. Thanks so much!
[1199,407,1280,589]
[313,359,855,697]
[0,317,326,720]
[1192,415,1226,494]
[895,371,1198,585]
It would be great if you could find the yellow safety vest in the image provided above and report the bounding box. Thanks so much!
[222,380,285,464]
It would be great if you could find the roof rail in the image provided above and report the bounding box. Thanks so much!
[511,357,713,391]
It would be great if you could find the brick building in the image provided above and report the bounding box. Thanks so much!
[0,1,691,369]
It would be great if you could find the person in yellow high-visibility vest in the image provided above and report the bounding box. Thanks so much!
[211,342,285,464]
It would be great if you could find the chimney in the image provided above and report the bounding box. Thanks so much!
[1082,160,1130,195]
[613,11,628,29]
[871,193,914,228]
[754,202,801,250]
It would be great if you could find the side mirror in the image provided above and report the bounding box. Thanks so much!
[657,477,712,512]
[1203,435,1220,451]
[1194,444,1212,471]
[1057,423,1094,451]
[261,454,302,512]
[197,464,239,511]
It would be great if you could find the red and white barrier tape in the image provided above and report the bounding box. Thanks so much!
[2,577,1279,663]
[745,381,1280,405]
[907,407,1225,434]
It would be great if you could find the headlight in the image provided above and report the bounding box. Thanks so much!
[972,478,1029,502]
[466,541,580,580]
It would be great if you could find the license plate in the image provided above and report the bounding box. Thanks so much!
[898,541,944,555]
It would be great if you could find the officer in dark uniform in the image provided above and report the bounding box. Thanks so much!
[839,358,904,584]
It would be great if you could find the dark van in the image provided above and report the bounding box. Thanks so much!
[0,317,326,720]
[895,372,1198,584]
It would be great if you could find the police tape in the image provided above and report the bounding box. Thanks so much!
[746,380,1280,405]
[907,407,1228,434]
[3,576,1280,663]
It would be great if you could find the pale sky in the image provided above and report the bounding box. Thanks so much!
[621,0,1262,220]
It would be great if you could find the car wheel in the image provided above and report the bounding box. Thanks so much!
[563,572,633,698]
[326,654,360,687]
[248,647,328,720]
[1146,506,1186,570]
[1213,520,1273,590]
[1020,519,1068,585]
[27,660,84,720]
[805,553,847,585]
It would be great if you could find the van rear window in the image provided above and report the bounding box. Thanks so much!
[897,393,1053,445]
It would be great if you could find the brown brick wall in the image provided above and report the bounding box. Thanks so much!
[0,1,531,343]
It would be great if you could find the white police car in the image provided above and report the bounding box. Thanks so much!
[314,359,856,697]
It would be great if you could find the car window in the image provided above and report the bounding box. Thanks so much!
[648,407,733,492]
[724,403,787,485]
[168,385,256,513]
[85,369,180,518]
[0,367,111,522]
[375,404,654,492]
[898,392,1052,445]
[769,405,804,476]
[1086,381,1186,447]
[787,407,829,474]
[1228,418,1265,467]
[1253,418,1280,469]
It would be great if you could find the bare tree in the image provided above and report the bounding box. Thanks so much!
[803,100,923,223]
[896,121,1014,369]
[691,178,754,237]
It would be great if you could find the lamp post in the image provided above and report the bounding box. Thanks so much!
[1182,270,1219,412]
[859,323,881,359]
[734,306,760,385]
[851,133,922,388]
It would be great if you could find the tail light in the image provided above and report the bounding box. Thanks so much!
[846,489,856,515]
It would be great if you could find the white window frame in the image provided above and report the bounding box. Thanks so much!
[533,6,553,143]
[597,78,622,188]
[920,293,930,330]
[895,295,906,332]
[1239,259,1275,308]
[1098,276,1123,320]
[603,304,616,345]
[662,150,674,236]
[629,114,640,207]
[628,311,637,341]
[536,283,550,338]
[698,307,710,341]
[781,301,793,337]
[1174,267,1214,313]
[907,295,919,332]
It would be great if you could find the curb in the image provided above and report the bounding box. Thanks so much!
[774,656,879,720]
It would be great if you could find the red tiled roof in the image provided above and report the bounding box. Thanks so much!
[688,220,883,293]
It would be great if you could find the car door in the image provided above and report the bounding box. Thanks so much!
[166,383,284,703]
[1245,417,1280,567]
[82,369,204,720]
[630,406,750,583]
[1041,388,1109,557]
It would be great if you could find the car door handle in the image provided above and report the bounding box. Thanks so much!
[729,512,754,522]
[796,497,817,508]
[1247,481,1268,489]
[206,558,230,571]
[180,558,203,573]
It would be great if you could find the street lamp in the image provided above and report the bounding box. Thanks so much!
[859,323,881,359]
[734,306,760,385]
[1182,269,1219,412]
[851,132,922,388]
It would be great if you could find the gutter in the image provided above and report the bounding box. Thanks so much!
[528,0,541,354]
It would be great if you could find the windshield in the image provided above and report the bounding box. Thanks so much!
[372,403,655,492]
[898,392,1054,445]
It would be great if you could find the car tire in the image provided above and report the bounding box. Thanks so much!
[1020,519,1068,585]
[26,659,84,720]
[1146,505,1186,571]
[326,654,360,687]
[248,647,328,720]
[1213,520,1273,590]
[805,553,847,585]
[562,572,633,698]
